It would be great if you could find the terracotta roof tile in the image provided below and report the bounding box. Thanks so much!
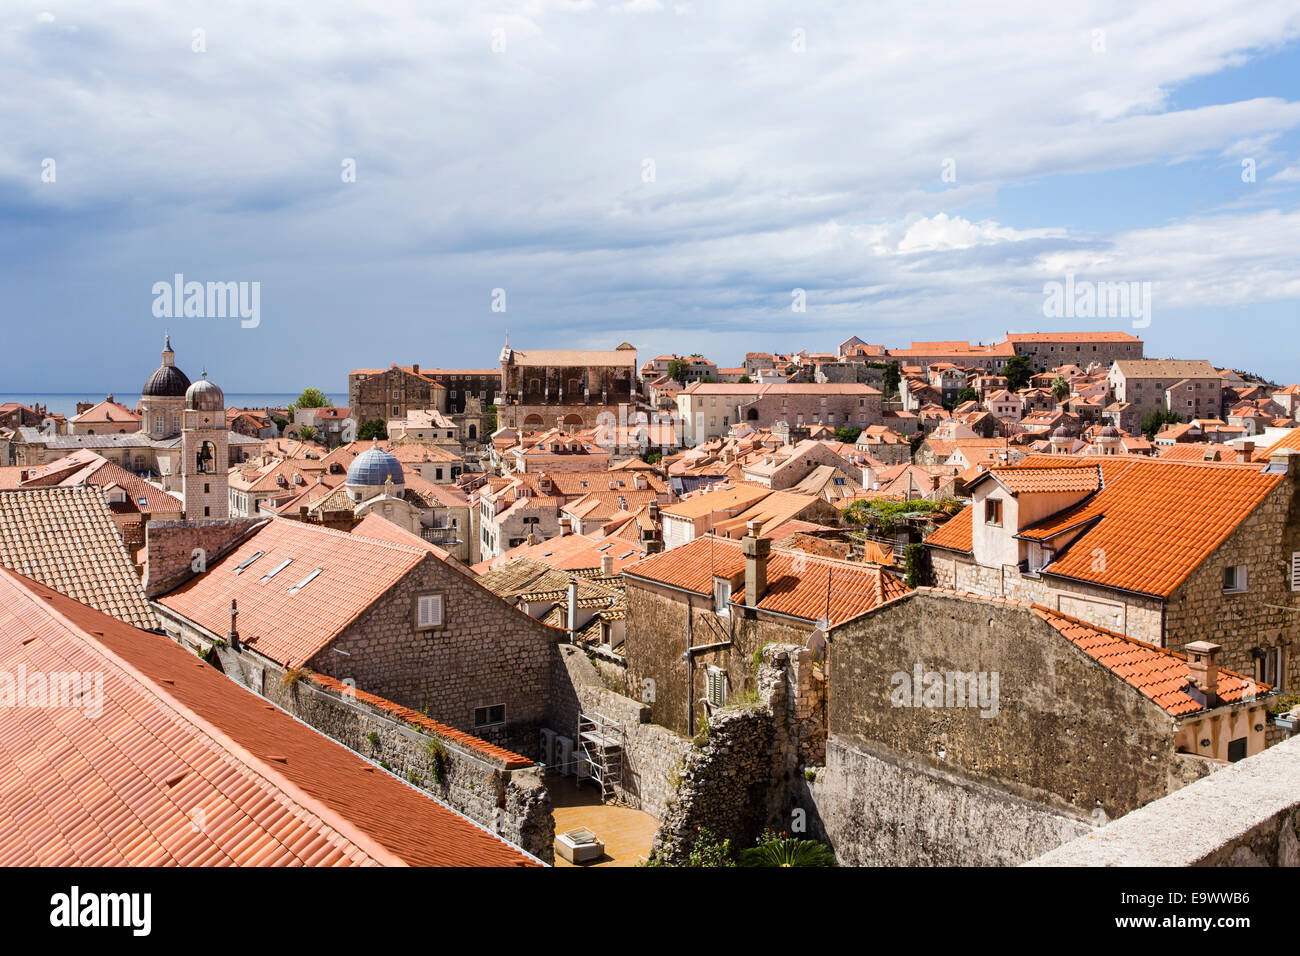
[0,568,537,866]
[1033,606,1267,717]
[624,535,908,626]
[0,487,157,628]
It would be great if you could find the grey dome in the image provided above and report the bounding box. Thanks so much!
[186,374,225,412]
[143,363,191,397]
[347,446,403,487]
[1098,425,1119,438]
[1052,425,1070,438]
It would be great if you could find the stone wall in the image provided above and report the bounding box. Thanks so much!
[310,555,563,756]
[650,644,819,862]
[828,589,1196,818]
[551,644,691,819]
[1031,734,1300,866]
[144,517,263,597]
[929,548,1166,642]
[803,734,1096,866]
[623,575,816,735]
[261,667,553,862]
[1163,472,1300,690]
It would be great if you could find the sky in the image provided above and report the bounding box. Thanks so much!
[3,0,1300,393]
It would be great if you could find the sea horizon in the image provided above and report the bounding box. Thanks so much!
[0,391,348,419]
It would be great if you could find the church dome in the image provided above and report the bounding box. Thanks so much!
[1098,425,1119,438]
[1052,425,1070,439]
[347,445,403,487]
[186,374,225,412]
[142,364,191,397]
[142,334,192,397]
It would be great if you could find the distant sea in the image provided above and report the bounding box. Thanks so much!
[0,392,347,418]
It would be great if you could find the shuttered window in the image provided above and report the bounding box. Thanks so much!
[1291,552,1300,591]
[706,666,727,707]
[417,594,443,629]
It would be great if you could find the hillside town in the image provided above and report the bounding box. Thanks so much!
[3,327,1297,869]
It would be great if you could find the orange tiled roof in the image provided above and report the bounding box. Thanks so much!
[624,535,909,626]
[924,505,972,552]
[1016,458,1284,597]
[977,465,1101,495]
[0,568,536,866]
[157,519,428,666]
[1033,606,1267,717]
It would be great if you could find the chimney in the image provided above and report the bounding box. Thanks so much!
[1185,641,1220,705]
[567,578,578,643]
[1242,440,1255,456]
[601,554,614,576]
[412,364,419,375]
[227,599,240,651]
[648,500,660,521]
[558,516,573,536]
[742,518,771,606]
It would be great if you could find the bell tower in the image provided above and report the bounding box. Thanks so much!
[182,372,229,519]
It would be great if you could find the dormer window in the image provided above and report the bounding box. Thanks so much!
[984,498,1003,526]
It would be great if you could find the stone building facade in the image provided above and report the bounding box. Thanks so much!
[676,382,882,444]
[497,343,638,431]
[348,364,448,426]
[1006,331,1143,373]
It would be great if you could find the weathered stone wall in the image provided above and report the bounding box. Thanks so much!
[650,644,820,862]
[261,668,553,862]
[307,555,563,756]
[829,590,1191,818]
[623,576,815,735]
[551,644,691,819]
[1164,472,1300,690]
[929,549,1165,642]
[803,734,1096,866]
[144,517,263,597]
[1031,734,1300,866]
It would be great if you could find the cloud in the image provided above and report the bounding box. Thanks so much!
[0,0,1298,386]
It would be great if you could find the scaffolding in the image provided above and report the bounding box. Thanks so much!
[577,711,622,802]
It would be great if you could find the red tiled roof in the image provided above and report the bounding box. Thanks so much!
[624,535,909,626]
[1017,458,1284,597]
[1033,606,1266,717]
[924,505,972,552]
[976,465,1101,495]
[0,568,537,866]
[157,519,427,666]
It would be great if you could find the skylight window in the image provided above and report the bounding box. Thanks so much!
[287,568,323,594]
[232,551,265,574]
[260,558,293,583]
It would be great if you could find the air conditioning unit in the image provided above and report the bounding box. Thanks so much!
[539,728,557,769]
[555,736,575,776]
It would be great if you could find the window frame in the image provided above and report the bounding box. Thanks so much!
[414,592,445,630]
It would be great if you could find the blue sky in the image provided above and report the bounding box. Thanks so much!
[3,0,1300,393]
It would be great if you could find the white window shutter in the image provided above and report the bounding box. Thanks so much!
[418,594,443,628]
[1291,552,1300,591]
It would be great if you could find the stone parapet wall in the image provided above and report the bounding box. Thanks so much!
[1030,735,1300,866]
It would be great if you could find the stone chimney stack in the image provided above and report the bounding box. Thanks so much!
[227,598,240,651]
[742,518,770,607]
[567,578,578,643]
[600,554,614,576]
[1186,640,1221,705]
[558,516,573,536]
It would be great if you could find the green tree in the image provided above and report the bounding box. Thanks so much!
[738,830,836,867]
[1050,375,1071,402]
[298,426,318,442]
[1141,409,1182,440]
[834,425,862,444]
[1003,355,1034,392]
[955,387,978,405]
[357,418,388,441]
[666,358,689,383]
[293,387,329,410]
[882,361,901,397]
[738,373,752,384]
